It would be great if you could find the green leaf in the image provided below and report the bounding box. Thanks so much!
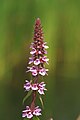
[39,95,44,109]
[23,90,32,104]
[23,118,29,120]
[32,116,40,120]
[23,116,40,120]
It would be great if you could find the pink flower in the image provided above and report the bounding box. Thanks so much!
[33,106,42,116]
[32,71,38,76]
[30,48,36,55]
[22,106,41,119]
[27,66,38,76]
[24,80,31,91]
[31,83,38,90]
[39,68,48,76]
[38,82,47,95]
[34,59,40,65]
[22,106,33,118]
[24,80,47,95]
[41,56,49,64]
[27,66,48,76]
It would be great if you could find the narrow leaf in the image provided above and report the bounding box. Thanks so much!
[39,95,44,109]
[32,116,40,120]
[23,90,32,104]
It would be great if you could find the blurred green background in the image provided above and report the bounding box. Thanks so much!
[0,0,80,120]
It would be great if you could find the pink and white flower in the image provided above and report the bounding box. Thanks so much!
[24,80,47,95]
[27,66,48,76]
[24,80,31,91]
[31,83,38,90]
[27,66,38,76]
[22,106,33,118]
[38,82,47,95]
[41,56,49,64]
[22,106,41,119]
[33,106,42,116]
[34,59,40,65]
[30,48,36,55]
[39,68,48,76]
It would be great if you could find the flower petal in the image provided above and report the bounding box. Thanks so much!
[38,82,47,94]
[24,80,31,91]
[27,112,33,119]
[42,56,49,64]
[33,106,41,116]
[39,68,47,76]
[22,106,32,118]
[38,88,45,95]
[28,57,34,64]
[31,84,38,90]
[32,71,38,76]
[34,59,40,65]
[30,48,36,54]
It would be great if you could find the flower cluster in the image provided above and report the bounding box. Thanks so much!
[22,106,41,119]
[24,80,47,95]
[22,18,49,119]
[27,66,48,76]
[27,18,49,77]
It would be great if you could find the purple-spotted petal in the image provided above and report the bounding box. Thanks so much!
[31,83,38,90]
[28,66,38,76]
[22,106,41,119]
[38,88,45,95]
[22,106,32,118]
[26,106,31,110]
[34,59,40,65]
[39,82,46,87]
[32,70,38,76]
[38,82,47,94]
[42,56,49,64]
[39,68,48,76]
[30,48,36,54]
[22,110,27,117]
[28,66,37,72]
[24,80,31,91]
[27,112,33,119]
[33,106,41,116]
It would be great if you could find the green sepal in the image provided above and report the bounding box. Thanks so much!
[32,116,40,120]
[23,90,32,104]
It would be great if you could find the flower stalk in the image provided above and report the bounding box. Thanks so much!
[22,18,49,119]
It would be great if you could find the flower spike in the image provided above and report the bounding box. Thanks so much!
[22,18,49,119]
